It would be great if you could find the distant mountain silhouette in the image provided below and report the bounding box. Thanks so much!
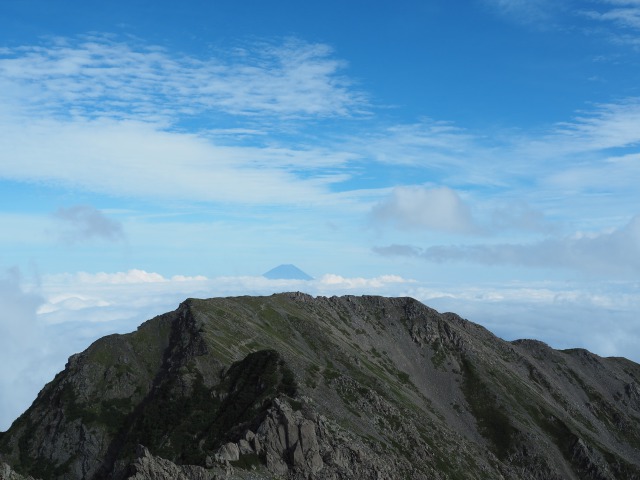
[262,264,313,280]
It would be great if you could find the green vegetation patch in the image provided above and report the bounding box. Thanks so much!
[231,452,264,469]
[60,383,132,434]
[430,342,448,369]
[461,357,517,460]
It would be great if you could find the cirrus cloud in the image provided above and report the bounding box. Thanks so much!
[0,35,365,207]
[0,35,367,121]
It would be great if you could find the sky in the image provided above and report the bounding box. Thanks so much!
[1,0,640,430]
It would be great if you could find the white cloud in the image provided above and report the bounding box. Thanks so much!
[483,0,559,25]
[2,34,640,213]
[354,100,640,183]
[487,0,640,41]
[34,269,417,325]
[584,1,640,31]
[36,268,640,366]
[38,294,110,315]
[0,117,348,205]
[545,152,640,194]
[0,35,367,206]
[315,273,412,290]
[371,186,477,233]
[356,120,481,170]
[550,99,640,152]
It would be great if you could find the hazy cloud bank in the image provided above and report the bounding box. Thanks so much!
[0,270,47,431]
[410,280,640,361]
[375,214,640,277]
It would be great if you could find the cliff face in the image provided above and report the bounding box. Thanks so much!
[1,293,640,480]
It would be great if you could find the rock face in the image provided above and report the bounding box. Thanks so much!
[1,293,640,479]
[0,462,38,480]
[126,446,214,480]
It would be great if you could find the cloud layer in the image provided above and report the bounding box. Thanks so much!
[375,214,640,277]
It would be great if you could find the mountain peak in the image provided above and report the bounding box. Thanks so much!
[1,294,640,479]
[262,264,313,280]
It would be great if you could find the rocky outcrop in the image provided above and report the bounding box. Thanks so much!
[126,446,216,480]
[2,293,640,479]
[254,399,323,476]
[0,462,38,480]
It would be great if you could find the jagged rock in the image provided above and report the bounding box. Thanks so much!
[126,445,216,480]
[254,399,324,476]
[214,443,240,463]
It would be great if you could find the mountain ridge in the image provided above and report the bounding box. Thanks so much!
[1,292,639,479]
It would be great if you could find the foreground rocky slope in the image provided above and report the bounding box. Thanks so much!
[1,293,640,479]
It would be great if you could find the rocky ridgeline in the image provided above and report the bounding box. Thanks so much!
[1,293,640,479]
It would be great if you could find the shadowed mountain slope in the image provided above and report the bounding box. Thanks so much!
[1,293,640,479]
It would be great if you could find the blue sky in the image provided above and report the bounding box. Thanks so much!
[2,0,640,429]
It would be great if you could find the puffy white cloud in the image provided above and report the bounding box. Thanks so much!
[370,186,553,235]
[371,186,476,233]
[315,273,411,291]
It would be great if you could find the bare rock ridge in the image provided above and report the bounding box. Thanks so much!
[1,293,640,479]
